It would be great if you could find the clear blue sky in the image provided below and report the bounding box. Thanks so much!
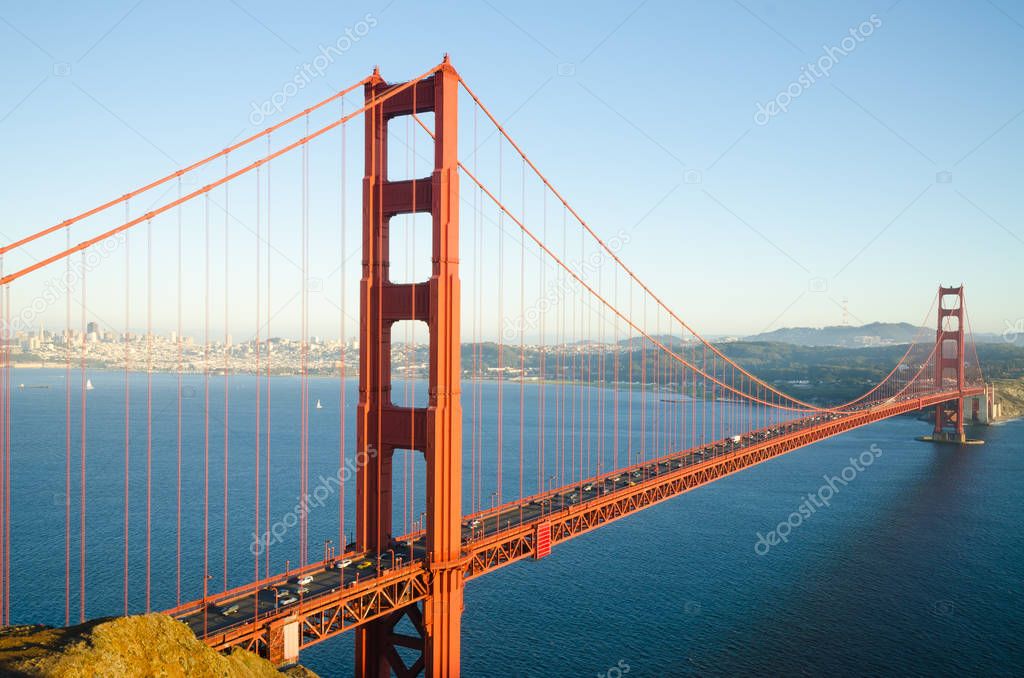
[0,0,1021,337]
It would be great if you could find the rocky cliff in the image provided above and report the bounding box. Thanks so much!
[0,613,318,677]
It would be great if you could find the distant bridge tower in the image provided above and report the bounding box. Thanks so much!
[933,285,966,442]
[355,59,464,677]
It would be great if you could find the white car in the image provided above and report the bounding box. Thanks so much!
[279,596,298,605]
[335,558,353,569]
[295,575,314,586]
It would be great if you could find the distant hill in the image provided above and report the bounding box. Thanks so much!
[745,322,926,348]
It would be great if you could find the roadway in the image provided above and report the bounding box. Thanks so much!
[175,390,953,642]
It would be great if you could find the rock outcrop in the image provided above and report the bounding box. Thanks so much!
[0,613,318,677]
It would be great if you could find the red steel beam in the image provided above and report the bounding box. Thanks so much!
[354,57,463,678]
[179,388,981,661]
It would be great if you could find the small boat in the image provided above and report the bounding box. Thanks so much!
[85,379,95,391]
[18,383,24,389]
[315,399,323,410]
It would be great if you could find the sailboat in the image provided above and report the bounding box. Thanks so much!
[315,399,323,410]
[85,379,95,391]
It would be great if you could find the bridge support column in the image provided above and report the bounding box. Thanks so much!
[355,59,463,678]
[267,617,300,666]
[932,285,966,443]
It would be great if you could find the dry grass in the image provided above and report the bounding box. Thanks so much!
[0,614,318,678]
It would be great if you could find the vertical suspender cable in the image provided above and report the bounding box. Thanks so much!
[203,193,211,637]
[496,136,504,508]
[299,119,307,569]
[223,155,230,592]
[475,104,484,512]
[628,277,633,468]
[254,165,262,611]
[146,217,153,612]
[539,187,546,494]
[79,251,87,623]
[339,104,346,552]
[518,158,525,515]
[470,103,478,515]
[265,135,273,580]
[613,265,618,472]
[176,179,183,606]
[65,230,71,625]
[123,212,131,616]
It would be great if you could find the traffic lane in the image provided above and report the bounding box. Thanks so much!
[184,410,868,635]
[181,558,393,636]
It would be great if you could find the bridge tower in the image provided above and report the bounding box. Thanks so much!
[355,59,464,677]
[933,285,966,442]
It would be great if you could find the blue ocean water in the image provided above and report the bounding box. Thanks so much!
[5,369,1023,676]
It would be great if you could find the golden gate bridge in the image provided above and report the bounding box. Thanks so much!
[0,58,989,676]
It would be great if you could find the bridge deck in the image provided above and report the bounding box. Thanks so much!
[170,388,981,656]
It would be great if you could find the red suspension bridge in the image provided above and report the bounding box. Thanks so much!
[0,58,990,676]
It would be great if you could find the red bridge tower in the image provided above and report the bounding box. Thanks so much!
[355,58,464,677]
[932,285,966,443]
